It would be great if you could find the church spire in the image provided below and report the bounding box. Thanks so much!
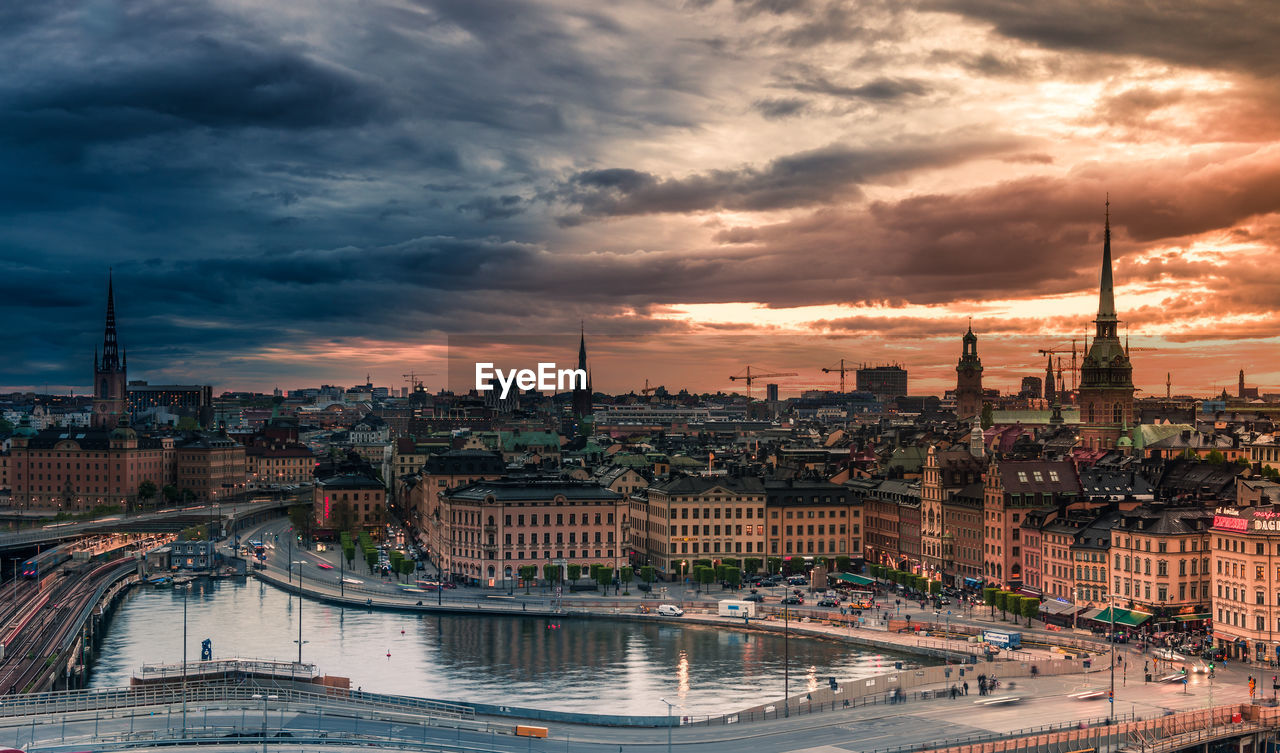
[1097,196,1117,322]
[101,270,120,370]
[578,321,587,372]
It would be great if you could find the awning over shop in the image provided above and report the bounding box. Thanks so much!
[1040,599,1081,616]
[834,573,876,586]
[1171,613,1212,622]
[1093,607,1153,627]
[1079,607,1104,622]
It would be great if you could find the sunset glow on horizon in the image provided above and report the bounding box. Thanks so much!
[0,1,1276,398]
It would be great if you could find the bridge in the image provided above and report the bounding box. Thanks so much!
[0,681,1276,753]
[0,499,295,552]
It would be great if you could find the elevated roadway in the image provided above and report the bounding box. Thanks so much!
[0,499,295,552]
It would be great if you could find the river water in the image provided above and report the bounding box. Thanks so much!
[90,578,926,716]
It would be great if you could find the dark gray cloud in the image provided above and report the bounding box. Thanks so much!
[927,0,1280,76]
[772,65,931,101]
[554,135,1028,219]
[752,97,809,119]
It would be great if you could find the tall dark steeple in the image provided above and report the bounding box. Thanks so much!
[571,324,593,435]
[1044,354,1056,404]
[101,271,121,370]
[92,271,128,430]
[1078,198,1134,450]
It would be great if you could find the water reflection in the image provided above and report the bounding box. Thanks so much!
[91,578,927,716]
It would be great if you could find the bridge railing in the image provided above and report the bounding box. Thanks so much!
[0,680,475,721]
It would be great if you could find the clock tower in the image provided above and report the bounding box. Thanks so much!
[955,321,984,419]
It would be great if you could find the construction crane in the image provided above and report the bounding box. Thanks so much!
[1038,340,1085,393]
[729,366,797,400]
[402,371,438,393]
[640,379,660,396]
[822,358,856,393]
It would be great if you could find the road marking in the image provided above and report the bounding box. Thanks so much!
[783,746,855,753]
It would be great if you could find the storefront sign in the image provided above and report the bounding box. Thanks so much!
[1214,515,1248,532]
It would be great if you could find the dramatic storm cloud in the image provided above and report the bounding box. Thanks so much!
[0,0,1277,396]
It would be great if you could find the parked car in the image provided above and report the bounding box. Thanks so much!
[636,582,652,592]
[781,596,804,605]
[656,604,685,617]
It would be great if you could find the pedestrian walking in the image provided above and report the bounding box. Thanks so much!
[963,681,969,695]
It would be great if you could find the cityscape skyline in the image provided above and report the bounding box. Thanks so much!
[1,2,1277,396]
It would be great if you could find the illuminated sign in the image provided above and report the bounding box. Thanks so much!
[1255,520,1280,532]
[1213,515,1248,532]
[324,495,330,521]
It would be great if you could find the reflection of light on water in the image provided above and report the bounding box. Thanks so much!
[677,650,690,700]
[807,665,818,693]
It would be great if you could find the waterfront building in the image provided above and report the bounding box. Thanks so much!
[763,479,862,564]
[407,449,506,561]
[440,478,625,587]
[2,415,173,511]
[629,475,765,579]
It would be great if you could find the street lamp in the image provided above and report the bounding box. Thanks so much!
[784,605,790,717]
[182,583,189,737]
[1107,594,1117,723]
[659,697,674,753]
[294,565,308,664]
[251,693,278,753]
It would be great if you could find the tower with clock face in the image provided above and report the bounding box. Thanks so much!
[955,322,984,419]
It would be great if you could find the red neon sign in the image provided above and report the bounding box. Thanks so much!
[1213,515,1247,532]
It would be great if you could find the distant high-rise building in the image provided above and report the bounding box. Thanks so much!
[127,382,213,426]
[1019,376,1043,399]
[92,272,128,430]
[856,365,908,400]
[954,323,983,418]
[1078,200,1135,451]
[766,383,779,402]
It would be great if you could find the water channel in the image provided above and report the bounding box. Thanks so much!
[90,578,928,716]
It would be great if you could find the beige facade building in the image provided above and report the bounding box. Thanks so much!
[630,476,765,579]
[1110,505,1212,626]
[440,478,626,587]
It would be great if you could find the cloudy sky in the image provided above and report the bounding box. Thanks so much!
[2,0,1277,398]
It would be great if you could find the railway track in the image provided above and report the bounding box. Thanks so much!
[0,556,134,695]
